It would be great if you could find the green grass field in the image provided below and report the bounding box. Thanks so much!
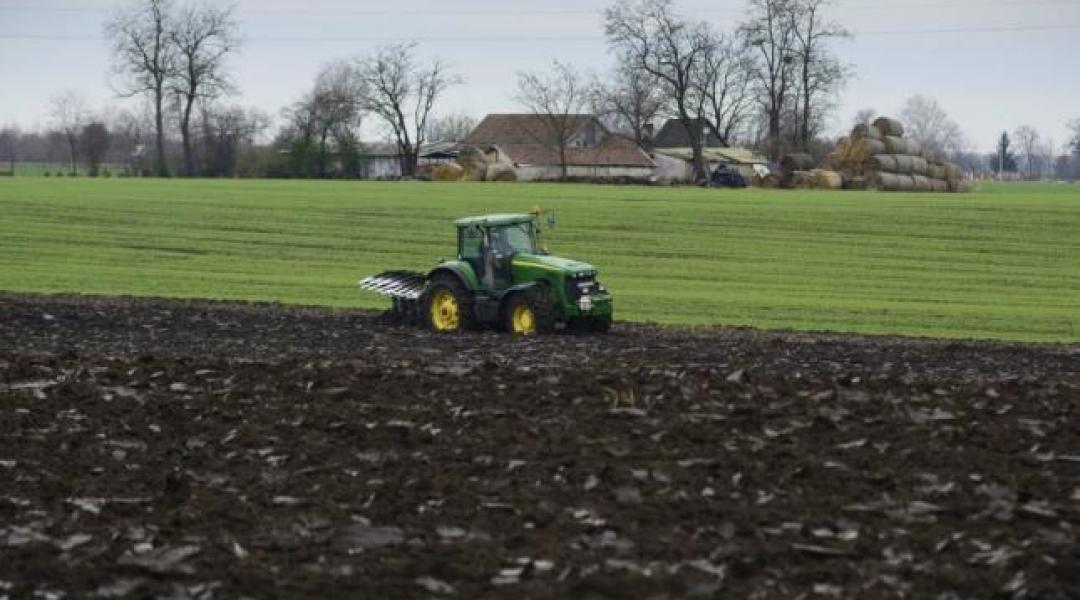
[0,177,1076,342]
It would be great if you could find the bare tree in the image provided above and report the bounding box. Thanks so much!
[356,43,460,177]
[740,0,798,160]
[1069,118,1080,156]
[789,0,849,148]
[516,61,589,180]
[106,0,177,176]
[81,122,112,176]
[852,107,875,126]
[698,36,754,146]
[899,95,966,156]
[605,0,715,180]
[199,104,268,177]
[50,90,88,175]
[286,61,366,178]
[591,61,664,148]
[170,3,237,176]
[425,113,477,143]
[1013,125,1041,180]
[0,126,18,174]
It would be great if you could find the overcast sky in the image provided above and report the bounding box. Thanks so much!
[1,0,1078,152]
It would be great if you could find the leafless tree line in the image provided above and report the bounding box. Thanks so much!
[514,0,849,182]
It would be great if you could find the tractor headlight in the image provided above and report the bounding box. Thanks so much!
[578,295,593,312]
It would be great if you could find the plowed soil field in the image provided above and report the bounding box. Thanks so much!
[1,294,1078,599]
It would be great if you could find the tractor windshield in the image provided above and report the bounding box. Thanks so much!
[490,222,536,255]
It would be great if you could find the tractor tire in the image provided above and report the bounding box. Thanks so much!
[422,274,475,333]
[505,286,556,336]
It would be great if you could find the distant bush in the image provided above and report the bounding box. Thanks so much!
[43,171,51,177]
[102,169,112,178]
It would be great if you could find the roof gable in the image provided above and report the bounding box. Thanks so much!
[652,118,725,149]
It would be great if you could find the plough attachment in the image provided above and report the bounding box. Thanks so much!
[358,271,428,300]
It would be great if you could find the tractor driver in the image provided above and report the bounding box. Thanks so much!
[488,227,514,257]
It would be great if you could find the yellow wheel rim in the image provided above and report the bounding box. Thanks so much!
[511,304,536,335]
[430,289,460,331]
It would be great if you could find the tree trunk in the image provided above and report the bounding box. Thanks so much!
[67,135,78,175]
[154,89,167,177]
[318,130,329,178]
[181,96,196,176]
[560,144,568,181]
[800,57,811,149]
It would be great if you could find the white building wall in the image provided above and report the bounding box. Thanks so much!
[514,165,654,182]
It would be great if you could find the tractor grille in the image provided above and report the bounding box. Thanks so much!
[565,274,599,302]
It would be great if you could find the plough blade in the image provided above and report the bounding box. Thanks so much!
[358,271,427,300]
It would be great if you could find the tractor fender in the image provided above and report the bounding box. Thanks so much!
[496,281,546,315]
[426,263,479,294]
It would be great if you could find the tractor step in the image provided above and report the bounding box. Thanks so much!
[358,271,428,300]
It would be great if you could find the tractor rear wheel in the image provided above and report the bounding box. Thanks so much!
[505,287,556,336]
[423,274,475,333]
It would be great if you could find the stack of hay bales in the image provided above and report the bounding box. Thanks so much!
[821,116,971,192]
[777,153,843,190]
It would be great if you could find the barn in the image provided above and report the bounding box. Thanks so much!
[464,114,655,182]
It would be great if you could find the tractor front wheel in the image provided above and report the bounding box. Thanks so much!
[505,287,556,336]
[423,274,474,333]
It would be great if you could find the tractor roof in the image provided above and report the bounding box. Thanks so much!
[454,213,533,228]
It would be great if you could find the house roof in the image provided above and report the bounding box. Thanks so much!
[464,113,594,146]
[454,214,533,228]
[651,118,725,148]
[494,138,654,168]
[466,113,654,168]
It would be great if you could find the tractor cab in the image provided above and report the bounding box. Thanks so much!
[455,214,538,291]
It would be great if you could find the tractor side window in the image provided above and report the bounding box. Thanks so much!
[501,223,536,254]
[460,226,483,260]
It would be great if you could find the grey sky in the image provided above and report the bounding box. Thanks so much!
[1,0,1078,152]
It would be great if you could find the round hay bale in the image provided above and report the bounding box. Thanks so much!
[927,164,946,180]
[910,156,929,176]
[875,172,915,192]
[868,154,897,172]
[781,153,814,174]
[756,173,782,188]
[944,163,962,180]
[883,136,921,155]
[930,178,948,192]
[786,170,813,189]
[852,123,883,140]
[429,162,464,181]
[892,154,914,175]
[873,117,905,138]
[809,169,843,190]
[912,175,932,191]
[844,176,868,190]
[850,138,886,161]
[489,166,518,182]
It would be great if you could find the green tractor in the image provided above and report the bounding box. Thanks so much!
[359,212,612,334]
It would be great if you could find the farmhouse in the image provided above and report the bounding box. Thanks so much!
[646,117,768,183]
[464,114,655,182]
[649,117,726,149]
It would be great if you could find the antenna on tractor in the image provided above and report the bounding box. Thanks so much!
[530,205,555,253]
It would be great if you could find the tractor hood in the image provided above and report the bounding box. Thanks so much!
[512,254,597,277]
